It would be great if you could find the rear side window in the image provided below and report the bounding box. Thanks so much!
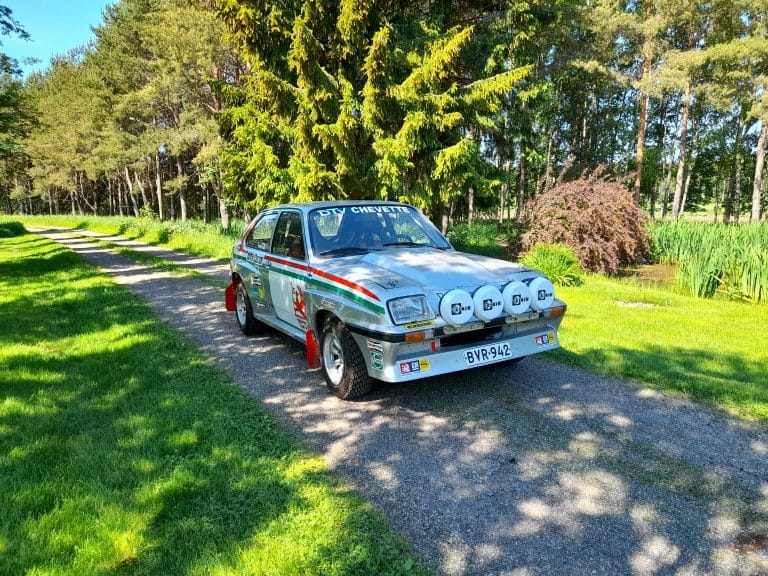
[245,212,278,251]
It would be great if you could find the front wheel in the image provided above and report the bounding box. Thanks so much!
[320,318,373,399]
[235,281,261,335]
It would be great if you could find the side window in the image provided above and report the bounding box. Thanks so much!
[271,211,305,260]
[245,213,278,251]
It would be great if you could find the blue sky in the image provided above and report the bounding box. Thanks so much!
[2,0,113,77]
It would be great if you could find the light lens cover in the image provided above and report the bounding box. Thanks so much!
[388,295,434,325]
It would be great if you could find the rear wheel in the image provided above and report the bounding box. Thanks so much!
[235,281,261,335]
[320,318,373,399]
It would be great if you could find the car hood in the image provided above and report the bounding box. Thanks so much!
[351,248,532,291]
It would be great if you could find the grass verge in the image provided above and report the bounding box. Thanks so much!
[553,275,768,421]
[10,215,766,421]
[12,214,244,260]
[0,232,429,576]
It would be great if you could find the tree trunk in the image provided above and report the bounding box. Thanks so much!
[672,79,692,220]
[725,112,744,223]
[219,195,230,231]
[77,172,97,214]
[679,125,698,219]
[752,121,767,222]
[541,131,554,195]
[204,183,211,224]
[467,186,474,226]
[177,156,188,221]
[108,178,114,216]
[733,145,743,224]
[516,144,527,222]
[134,171,149,209]
[155,150,164,220]
[632,44,652,204]
[124,166,134,209]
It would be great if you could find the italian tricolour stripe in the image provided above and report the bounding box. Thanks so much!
[264,255,385,315]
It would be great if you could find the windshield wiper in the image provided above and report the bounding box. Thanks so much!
[383,241,449,250]
[383,241,428,247]
[319,247,374,256]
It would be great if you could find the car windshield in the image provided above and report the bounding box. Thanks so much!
[309,205,451,256]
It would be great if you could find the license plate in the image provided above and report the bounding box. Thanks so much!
[464,342,513,366]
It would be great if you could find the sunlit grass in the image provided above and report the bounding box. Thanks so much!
[12,214,245,260]
[8,215,766,421]
[0,232,429,576]
[553,275,768,421]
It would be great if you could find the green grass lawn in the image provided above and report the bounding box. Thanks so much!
[9,214,767,421]
[14,214,244,260]
[0,229,429,576]
[554,275,768,421]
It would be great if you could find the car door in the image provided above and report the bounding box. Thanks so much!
[266,210,309,331]
[241,211,279,316]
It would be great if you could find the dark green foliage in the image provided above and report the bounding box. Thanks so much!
[446,221,508,259]
[521,172,651,274]
[521,243,584,286]
[213,0,535,218]
[0,219,24,236]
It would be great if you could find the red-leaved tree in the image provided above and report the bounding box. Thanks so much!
[521,171,650,274]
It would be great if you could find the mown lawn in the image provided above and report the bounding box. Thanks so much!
[11,214,767,421]
[0,229,428,576]
[554,275,768,421]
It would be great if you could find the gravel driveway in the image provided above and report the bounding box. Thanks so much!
[35,228,768,576]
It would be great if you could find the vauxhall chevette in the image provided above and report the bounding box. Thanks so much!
[225,201,566,399]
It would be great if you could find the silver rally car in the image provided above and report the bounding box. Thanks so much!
[225,201,566,399]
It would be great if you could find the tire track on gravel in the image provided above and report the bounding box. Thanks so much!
[36,228,768,576]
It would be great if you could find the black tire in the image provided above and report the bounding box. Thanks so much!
[320,318,373,399]
[235,281,261,335]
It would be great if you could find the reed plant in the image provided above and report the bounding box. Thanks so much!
[649,221,768,302]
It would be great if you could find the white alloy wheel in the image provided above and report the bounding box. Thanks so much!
[322,329,345,387]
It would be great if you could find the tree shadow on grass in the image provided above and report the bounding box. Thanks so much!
[551,344,768,420]
[0,235,427,576]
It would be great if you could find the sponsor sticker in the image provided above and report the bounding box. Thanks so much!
[316,206,411,217]
[292,284,308,329]
[400,358,430,375]
[451,303,471,316]
[366,338,383,352]
[404,320,436,329]
[371,352,384,371]
[536,333,556,346]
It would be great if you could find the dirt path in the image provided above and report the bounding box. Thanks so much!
[36,228,768,576]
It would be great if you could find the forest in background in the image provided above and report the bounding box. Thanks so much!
[0,0,767,230]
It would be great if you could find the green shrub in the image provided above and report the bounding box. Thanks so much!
[446,221,499,246]
[446,221,508,259]
[521,243,584,286]
[0,221,26,237]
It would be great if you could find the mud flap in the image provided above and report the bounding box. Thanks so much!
[224,280,238,312]
[306,329,321,369]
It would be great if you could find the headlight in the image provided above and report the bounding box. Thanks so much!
[388,295,434,325]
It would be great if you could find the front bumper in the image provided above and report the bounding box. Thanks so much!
[348,316,563,384]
